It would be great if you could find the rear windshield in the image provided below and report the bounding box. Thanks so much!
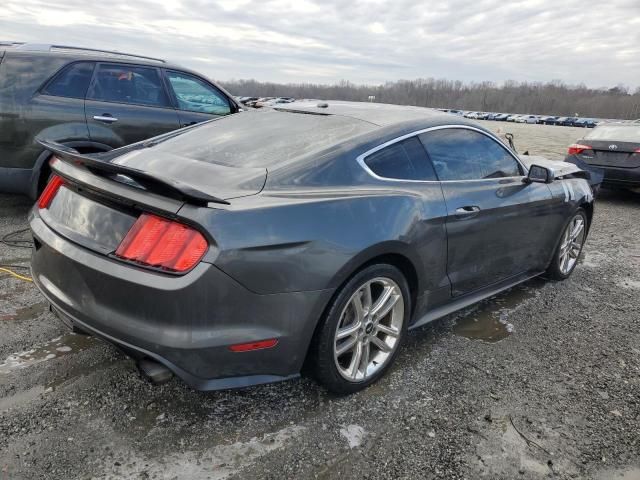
[151,109,375,168]
[585,125,640,143]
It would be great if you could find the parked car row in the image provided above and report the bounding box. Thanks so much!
[437,109,607,128]
[236,96,296,108]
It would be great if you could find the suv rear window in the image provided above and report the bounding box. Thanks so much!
[88,64,170,107]
[42,62,95,99]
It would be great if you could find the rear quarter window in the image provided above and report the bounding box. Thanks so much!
[42,62,95,99]
[363,137,438,181]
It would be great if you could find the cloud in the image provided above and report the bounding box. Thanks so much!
[0,0,638,88]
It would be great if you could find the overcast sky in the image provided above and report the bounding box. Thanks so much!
[1,0,639,89]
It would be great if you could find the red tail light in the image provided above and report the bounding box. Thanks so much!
[38,175,65,209]
[567,144,593,155]
[115,213,208,272]
[228,339,279,352]
[634,148,640,153]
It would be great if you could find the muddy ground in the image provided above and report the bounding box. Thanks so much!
[0,122,639,480]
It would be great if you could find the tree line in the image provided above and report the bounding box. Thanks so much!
[219,78,640,120]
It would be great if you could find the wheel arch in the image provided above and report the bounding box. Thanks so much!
[581,200,594,233]
[327,242,423,315]
[301,244,422,373]
[29,140,113,199]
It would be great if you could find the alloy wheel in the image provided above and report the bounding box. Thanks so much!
[558,214,586,275]
[333,277,404,382]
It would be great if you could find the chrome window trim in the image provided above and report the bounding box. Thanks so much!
[356,124,528,184]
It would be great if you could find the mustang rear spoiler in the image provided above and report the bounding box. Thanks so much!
[38,140,230,205]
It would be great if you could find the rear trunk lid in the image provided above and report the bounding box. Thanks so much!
[111,149,267,200]
[579,140,640,168]
[36,141,265,262]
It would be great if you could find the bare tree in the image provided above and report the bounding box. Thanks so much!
[221,78,640,119]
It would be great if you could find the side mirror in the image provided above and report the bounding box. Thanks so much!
[526,164,554,184]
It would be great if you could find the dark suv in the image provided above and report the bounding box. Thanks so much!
[0,43,239,198]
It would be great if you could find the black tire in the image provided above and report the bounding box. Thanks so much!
[310,264,410,394]
[546,209,588,280]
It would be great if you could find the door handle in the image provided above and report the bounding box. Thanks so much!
[93,115,118,123]
[455,206,481,215]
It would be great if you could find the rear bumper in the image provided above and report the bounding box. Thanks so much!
[600,167,640,188]
[30,214,334,390]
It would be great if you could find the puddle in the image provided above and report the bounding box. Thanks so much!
[452,280,544,343]
[0,333,99,374]
[0,385,45,412]
[0,301,48,321]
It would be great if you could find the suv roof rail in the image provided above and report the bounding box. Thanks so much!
[12,43,166,63]
[0,41,25,47]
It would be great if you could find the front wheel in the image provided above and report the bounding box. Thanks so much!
[546,209,588,280]
[311,264,410,394]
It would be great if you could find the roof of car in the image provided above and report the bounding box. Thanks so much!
[1,42,189,70]
[139,102,488,171]
[273,100,459,127]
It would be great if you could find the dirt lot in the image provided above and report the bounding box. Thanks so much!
[1,122,639,480]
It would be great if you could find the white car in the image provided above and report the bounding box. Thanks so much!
[516,115,539,124]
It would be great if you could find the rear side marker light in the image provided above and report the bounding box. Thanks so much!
[38,175,65,209]
[228,339,279,352]
[115,213,208,273]
[567,144,593,155]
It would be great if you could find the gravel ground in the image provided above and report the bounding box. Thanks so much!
[1,122,639,480]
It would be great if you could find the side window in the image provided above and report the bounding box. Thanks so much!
[364,136,438,181]
[88,64,169,107]
[419,129,522,181]
[165,71,231,115]
[42,62,95,99]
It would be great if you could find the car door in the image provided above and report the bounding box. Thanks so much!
[163,70,233,128]
[85,63,180,148]
[419,127,554,297]
[358,136,450,311]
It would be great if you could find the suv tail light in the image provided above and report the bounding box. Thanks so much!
[38,175,65,209]
[115,213,208,272]
[634,148,640,153]
[567,144,593,155]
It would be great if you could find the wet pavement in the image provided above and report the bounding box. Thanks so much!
[1,123,639,479]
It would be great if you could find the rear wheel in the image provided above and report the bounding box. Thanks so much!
[311,264,410,394]
[546,209,587,280]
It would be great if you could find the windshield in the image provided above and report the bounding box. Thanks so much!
[585,125,640,143]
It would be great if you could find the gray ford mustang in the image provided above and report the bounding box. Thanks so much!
[30,101,594,394]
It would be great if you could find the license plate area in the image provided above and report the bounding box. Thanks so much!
[40,186,136,255]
